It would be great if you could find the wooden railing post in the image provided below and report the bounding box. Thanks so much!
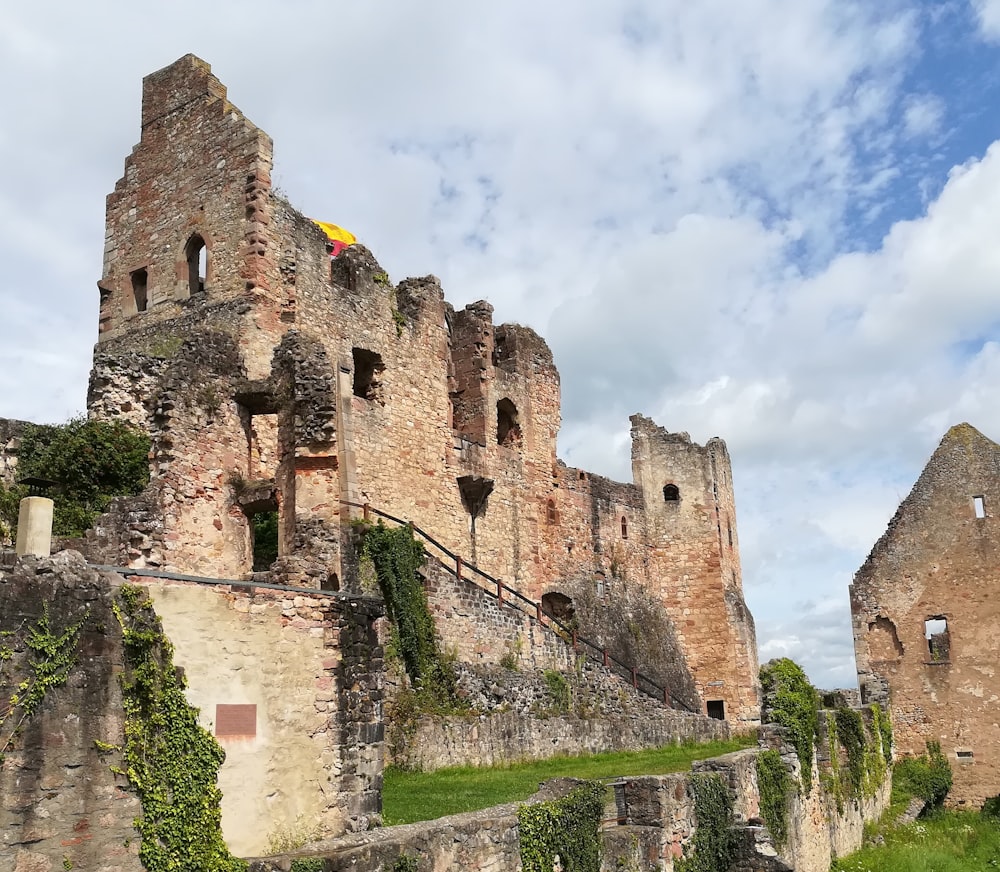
[631,667,638,689]
[572,630,578,652]
[603,648,609,668]
[663,686,669,705]
[362,502,370,521]
[455,555,463,580]
[497,580,503,603]
[536,602,543,623]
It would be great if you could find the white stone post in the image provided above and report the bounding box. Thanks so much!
[15,496,54,558]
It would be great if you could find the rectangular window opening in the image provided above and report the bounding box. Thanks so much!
[131,267,148,313]
[706,699,725,720]
[974,495,986,519]
[925,616,950,662]
[957,750,974,760]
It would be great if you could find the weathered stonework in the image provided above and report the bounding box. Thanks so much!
[851,422,1000,806]
[84,54,759,725]
[0,417,28,486]
[0,550,384,861]
[0,552,143,872]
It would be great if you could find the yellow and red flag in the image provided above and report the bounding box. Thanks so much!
[312,220,357,257]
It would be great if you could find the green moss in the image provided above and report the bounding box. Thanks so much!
[756,749,791,848]
[114,585,246,871]
[676,773,738,872]
[759,659,820,791]
[518,782,605,872]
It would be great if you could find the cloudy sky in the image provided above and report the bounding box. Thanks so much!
[5,1,1000,689]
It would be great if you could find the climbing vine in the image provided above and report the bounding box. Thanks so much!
[676,773,738,872]
[0,605,86,761]
[113,584,246,872]
[362,523,455,701]
[756,749,791,848]
[759,659,820,791]
[518,781,605,872]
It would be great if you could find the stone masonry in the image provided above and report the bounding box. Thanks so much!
[84,54,760,725]
[851,422,1000,806]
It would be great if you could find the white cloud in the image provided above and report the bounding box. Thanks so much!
[902,93,945,138]
[972,0,1000,39]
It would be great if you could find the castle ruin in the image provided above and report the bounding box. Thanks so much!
[85,54,759,726]
[851,422,1000,806]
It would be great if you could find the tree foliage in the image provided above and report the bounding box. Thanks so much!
[0,417,150,538]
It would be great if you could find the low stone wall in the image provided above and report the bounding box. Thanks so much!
[611,709,892,871]
[247,802,522,872]
[393,660,729,770]
[0,552,143,872]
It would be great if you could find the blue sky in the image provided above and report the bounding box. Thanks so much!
[4,0,1000,688]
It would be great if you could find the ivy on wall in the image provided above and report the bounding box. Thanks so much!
[759,659,820,791]
[0,605,86,761]
[362,523,455,701]
[676,773,738,872]
[113,584,246,872]
[756,749,791,848]
[518,781,605,872]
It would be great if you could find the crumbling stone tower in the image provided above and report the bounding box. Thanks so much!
[851,423,1000,805]
[88,55,759,724]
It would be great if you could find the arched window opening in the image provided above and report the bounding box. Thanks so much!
[541,591,575,622]
[497,398,521,446]
[322,572,340,592]
[546,499,558,525]
[186,234,208,295]
[621,516,628,539]
[251,509,279,572]
[663,483,680,502]
[131,268,148,313]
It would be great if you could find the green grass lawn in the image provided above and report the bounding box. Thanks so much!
[381,736,754,825]
[831,810,1000,871]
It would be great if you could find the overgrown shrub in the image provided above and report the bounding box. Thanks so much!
[981,794,1000,820]
[0,417,150,537]
[893,740,953,809]
[518,782,605,872]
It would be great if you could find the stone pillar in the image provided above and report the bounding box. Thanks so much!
[15,496,53,557]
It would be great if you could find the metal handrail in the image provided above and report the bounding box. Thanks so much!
[342,499,696,713]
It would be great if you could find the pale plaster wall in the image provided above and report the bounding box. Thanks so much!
[141,579,343,857]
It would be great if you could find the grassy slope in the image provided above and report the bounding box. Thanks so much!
[831,811,1000,872]
[382,737,754,825]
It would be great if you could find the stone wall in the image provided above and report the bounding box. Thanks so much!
[84,54,761,726]
[126,574,384,856]
[0,550,384,863]
[0,417,27,486]
[851,422,1000,806]
[0,552,143,872]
